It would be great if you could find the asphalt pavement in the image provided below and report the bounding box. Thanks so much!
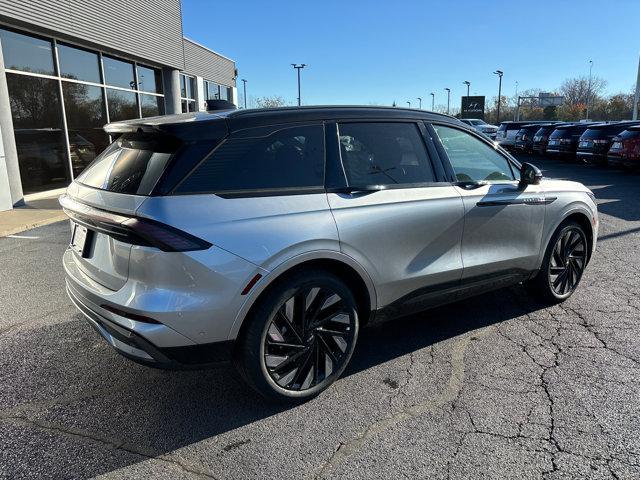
[1,155,639,479]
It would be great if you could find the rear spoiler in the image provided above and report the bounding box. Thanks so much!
[103,112,229,142]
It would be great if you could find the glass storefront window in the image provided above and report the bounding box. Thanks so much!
[137,65,162,94]
[62,82,109,176]
[6,73,69,193]
[204,81,219,100]
[180,74,195,99]
[107,89,138,122]
[0,29,55,75]
[181,99,196,113]
[220,87,230,101]
[103,56,135,89]
[140,94,164,117]
[57,43,101,83]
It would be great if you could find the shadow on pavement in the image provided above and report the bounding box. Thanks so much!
[1,285,544,478]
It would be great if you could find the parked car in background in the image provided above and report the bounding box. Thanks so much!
[608,125,640,168]
[546,123,598,158]
[576,121,640,165]
[533,124,568,155]
[495,121,547,149]
[515,123,560,154]
[459,118,498,139]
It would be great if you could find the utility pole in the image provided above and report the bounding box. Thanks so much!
[241,79,247,109]
[633,55,640,120]
[430,92,435,111]
[291,64,306,106]
[586,60,593,120]
[513,81,518,121]
[463,81,470,97]
[417,97,422,109]
[493,70,503,123]
[445,88,450,114]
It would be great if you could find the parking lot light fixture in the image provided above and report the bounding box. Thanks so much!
[291,64,307,106]
[463,81,470,97]
[444,88,451,114]
[430,92,435,111]
[406,101,411,108]
[493,70,504,123]
[586,60,593,120]
[417,97,422,109]
[241,79,247,109]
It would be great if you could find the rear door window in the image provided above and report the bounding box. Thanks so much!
[175,124,324,194]
[337,122,435,187]
[433,125,516,182]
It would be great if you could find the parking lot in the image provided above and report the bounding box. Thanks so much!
[1,154,639,479]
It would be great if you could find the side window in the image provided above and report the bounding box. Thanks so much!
[176,124,324,194]
[433,125,516,182]
[338,122,435,187]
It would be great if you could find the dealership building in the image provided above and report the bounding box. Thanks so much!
[0,0,237,211]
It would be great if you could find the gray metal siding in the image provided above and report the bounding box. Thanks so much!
[0,0,184,69]
[183,38,235,87]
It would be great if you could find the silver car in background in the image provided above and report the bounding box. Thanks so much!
[459,118,498,139]
[61,106,598,402]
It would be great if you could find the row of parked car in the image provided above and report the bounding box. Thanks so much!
[492,119,640,168]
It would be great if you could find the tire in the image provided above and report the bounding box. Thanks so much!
[526,221,589,304]
[233,269,359,403]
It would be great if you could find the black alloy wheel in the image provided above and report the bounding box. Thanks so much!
[263,285,356,392]
[548,227,587,297]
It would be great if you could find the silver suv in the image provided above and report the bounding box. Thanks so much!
[61,106,598,402]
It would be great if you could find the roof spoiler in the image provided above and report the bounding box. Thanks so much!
[103,113,229,142]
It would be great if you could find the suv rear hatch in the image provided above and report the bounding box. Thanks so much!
[61,114,228,290]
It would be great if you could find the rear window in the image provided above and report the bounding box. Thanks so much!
[77,133,183,195]
[620,129,640,139]
[580,128,605,139]
[175,124,325,194]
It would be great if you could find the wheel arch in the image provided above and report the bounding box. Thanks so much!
[543,207,596,265]
[227,251,377,341]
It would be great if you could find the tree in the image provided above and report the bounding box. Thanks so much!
[559,75,607,109]
[254,95,287,108]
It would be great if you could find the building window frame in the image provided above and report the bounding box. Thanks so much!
[1,25,165,186]
[180,73,197,112]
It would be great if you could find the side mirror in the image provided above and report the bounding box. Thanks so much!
[520,162,543,186]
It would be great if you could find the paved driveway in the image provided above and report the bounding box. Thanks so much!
[1,156,639,479]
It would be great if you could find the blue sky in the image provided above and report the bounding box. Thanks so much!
[182,0,640,108]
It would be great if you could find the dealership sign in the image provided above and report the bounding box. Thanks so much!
[461,96,485,119]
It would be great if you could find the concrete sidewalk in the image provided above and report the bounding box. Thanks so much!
[0,188,67,237]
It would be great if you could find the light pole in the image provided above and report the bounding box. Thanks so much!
[586,60,593,120]
[463,81,470,97]
[417,97,422,109]
[291,64,306,106]
[444,88,450,114]
[493,70,503,123]
[406,101,411,108]
[514,81,518,121]
[241,79,247,109]
[633,55,640,120]
[430,92,435,111]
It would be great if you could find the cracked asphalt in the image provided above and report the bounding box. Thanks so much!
[1,155,639,479]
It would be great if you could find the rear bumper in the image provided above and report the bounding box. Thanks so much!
[576,150,607,164]
[67,281,233,368]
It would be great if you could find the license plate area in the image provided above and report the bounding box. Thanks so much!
[70,223,92,257]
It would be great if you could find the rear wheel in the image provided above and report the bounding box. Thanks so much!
[234,270,359,403]
[527,221,588,303]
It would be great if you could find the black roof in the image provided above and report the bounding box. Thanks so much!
[104,105,463,138]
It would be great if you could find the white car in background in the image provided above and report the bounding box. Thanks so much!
[460,119,498,139]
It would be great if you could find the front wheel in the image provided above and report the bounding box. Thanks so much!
[526,221,588,303]
[234,270,359,403]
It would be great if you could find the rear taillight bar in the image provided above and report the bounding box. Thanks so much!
[59,195,211,252]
